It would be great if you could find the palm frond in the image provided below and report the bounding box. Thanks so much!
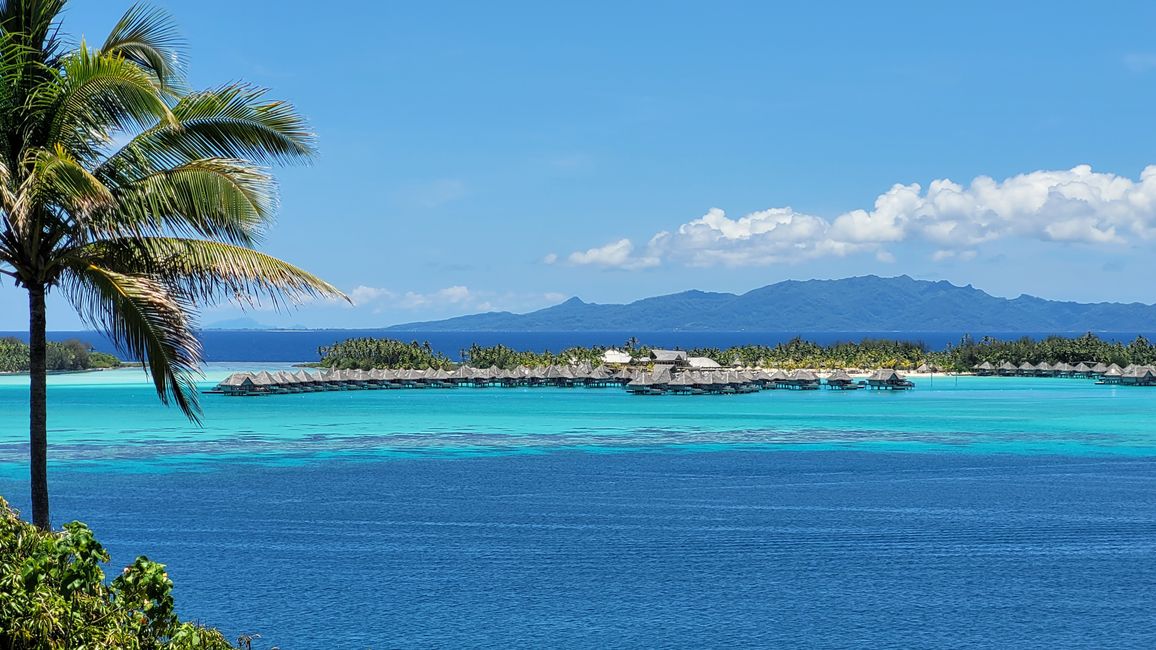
[102,3,185,89]
[99,158,274,245]
[39,43,175,161]
[0,0,66,62]
[61,262,202,420]
[25,143,112,214]
[72,236,348,309]
[96,83,314,176]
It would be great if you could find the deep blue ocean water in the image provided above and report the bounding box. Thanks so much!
[0,366,1154,647]
[4,329,1155,361]
[11,452,1155,649]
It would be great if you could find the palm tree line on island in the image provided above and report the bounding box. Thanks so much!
[0,2,343,646]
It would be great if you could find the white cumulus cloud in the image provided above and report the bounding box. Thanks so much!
[568,238,660,269]
[559,165,1156,269]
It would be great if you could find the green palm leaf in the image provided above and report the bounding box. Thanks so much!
[72,236,345,309]
[62,262,202,419]
[98,83,314,176]
[101,158,274,245]
[39,43,175,162]
[101,3,184,89]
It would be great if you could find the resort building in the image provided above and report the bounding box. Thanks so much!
[601,349,633,365]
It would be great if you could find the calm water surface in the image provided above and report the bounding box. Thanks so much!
[0,367,1153,648]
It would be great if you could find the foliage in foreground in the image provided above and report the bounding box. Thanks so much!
[0,498,234,649]
[316,333,1156,371]
[0,338,121,373]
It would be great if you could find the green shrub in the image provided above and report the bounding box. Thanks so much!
[0,498,234,649]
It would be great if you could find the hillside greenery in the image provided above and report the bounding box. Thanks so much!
[0,338,120,373]
[315,333,1156,371]
[0,497,234,649]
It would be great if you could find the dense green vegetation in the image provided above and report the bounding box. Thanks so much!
[942,333,1156,369]
[317,333,1156,372]
[460,343,628,369]
[0,338,120,373]
[317,338,453,369]
[693,334,1156,370]
[0,497,234,649]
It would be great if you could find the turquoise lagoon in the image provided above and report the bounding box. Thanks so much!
[2,365,1156,467]
[1,366,1154,647]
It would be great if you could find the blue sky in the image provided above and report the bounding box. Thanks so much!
[5,0,1156,329]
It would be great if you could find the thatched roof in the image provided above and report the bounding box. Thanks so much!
[826,369,853,382]
[868,368,902,382]
[650,349,687,363]
[974,361,994,370]
[218,373,254,387]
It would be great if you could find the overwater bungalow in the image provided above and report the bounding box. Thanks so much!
[997,362,1018,376]
[626,372,662,395]
[786,369,821,390]
[214,372,256,395]
[1120,365,1156,386]
[973,361,995,376]
[1017,362,1036,376]
[1098,365,1125,384]
[824,369,860,390]
[866,369,914,390]
[666,372,702,395]
[764,369,790,389]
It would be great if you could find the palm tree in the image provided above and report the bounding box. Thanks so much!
[0,0,345,529]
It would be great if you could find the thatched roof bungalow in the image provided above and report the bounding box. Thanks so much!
[824,369,859,389]
[867,368,914,390]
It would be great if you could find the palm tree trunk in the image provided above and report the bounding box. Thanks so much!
[28,283,50,530]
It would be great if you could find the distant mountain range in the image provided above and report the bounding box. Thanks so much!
[386,275,1156,332]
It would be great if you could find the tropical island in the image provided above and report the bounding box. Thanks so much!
[314,332,1156,372]
[0,337,120,374]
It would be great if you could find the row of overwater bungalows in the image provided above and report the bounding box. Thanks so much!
[624,368,913,395]
[210,366,916,396]
[973,361,1156,384]
[211,365,629,395]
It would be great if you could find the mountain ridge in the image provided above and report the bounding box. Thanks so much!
[385,276,1156,332]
